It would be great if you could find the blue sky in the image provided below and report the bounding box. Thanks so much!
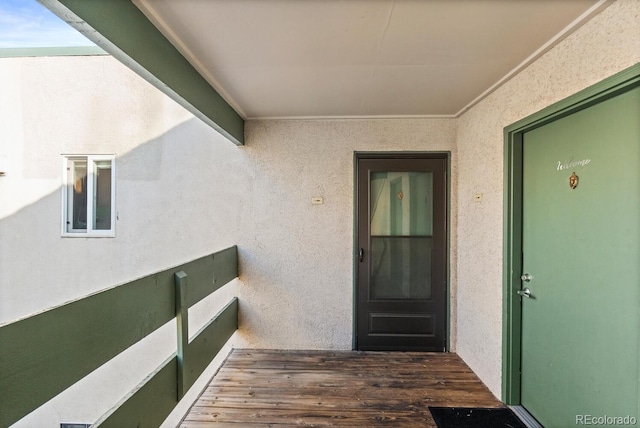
[0,0,94,48]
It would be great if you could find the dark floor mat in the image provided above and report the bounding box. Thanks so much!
[429,407,527,428]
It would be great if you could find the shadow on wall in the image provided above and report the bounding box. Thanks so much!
[0,114,356,351]
[1,53,383,353]
[0,117,253,325]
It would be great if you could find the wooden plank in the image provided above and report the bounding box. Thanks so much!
[182,350,502,427]
[0,274,173,428]
[185,298,238,390]
[175,271,189,399]
[186,246,238,308]
[185,408,433,426]
[194,393,499,410]
[0,247,237,427]
[94,356,178,427]
[95,298,237,426]
[40,0,244,145]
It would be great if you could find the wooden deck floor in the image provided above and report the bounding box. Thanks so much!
[181,349,502,427]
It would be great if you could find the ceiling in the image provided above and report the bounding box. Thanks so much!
[134,0,608,120]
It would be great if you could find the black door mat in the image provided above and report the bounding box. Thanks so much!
[429,407,527,428]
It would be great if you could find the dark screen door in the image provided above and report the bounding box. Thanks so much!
[356,155,447,351]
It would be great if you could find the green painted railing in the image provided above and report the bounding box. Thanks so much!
[0,246,239,427]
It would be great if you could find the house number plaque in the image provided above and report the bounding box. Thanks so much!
[569,172,579,189]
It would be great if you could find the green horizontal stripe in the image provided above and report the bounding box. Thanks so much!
[0,246,238,427]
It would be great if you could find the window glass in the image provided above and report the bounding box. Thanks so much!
[63,155,114,236]
[93,161,112,230]
[68,159,87,232]
[369,171,434,299]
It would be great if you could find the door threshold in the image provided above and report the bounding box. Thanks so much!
[510,405,543,428]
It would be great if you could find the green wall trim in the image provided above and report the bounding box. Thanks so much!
[502,62,640,404]
[39,0,245,145]
[0,46,107,57]
[0,246,238,427]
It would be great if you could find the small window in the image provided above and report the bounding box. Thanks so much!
[62,155,115,237]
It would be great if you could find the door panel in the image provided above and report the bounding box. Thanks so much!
[521,86,640,426]
[356,156,447,351]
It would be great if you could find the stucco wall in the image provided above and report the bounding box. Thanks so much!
[455,0,640,397]
[238,119,458,350]
[2,0,639,424]
[0,55,457,425]
[0,55,245,426]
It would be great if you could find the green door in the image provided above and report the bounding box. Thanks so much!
[520,86,640,426]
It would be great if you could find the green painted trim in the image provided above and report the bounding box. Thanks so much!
[502,62,640,404]
[187,246,238,308]
[502,131,523,404]
[185,298,238,389]
[0,46,107,57]
[175,271,189,399]
[39,0,244,145]
[352,152,359,350]
[94,356,178,427]
[0,247,238,427]
[0,272,173,427]
[445,153,452,352]
[505,63,640,135]
[96,298,237,426]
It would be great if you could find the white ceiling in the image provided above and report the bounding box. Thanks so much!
[135,0,609,120]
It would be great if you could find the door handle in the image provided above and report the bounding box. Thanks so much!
[359,248,364,263]
[517,288,532,298]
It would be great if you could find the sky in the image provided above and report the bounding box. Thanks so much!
[0,0,94,48]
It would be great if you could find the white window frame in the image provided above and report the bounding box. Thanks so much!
[61,154,116,237]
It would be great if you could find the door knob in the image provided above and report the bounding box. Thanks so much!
[517,288,532,298]
[359,248,364,263]
[520,273,533,282]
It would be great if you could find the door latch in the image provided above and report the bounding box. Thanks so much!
[359,248,364,263]
[517,288,532,298]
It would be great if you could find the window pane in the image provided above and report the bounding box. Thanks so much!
[369,171,434,300]
[69,160,87,231]
[93,160,112,230]
[370,236,432,299]
[370,172,433,236]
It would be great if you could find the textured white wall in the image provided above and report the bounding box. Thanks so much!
[455,0,640,397]
[0,56,457,425]
[237,119,458,350]
[0,55,245,426]
[3,1,638,423]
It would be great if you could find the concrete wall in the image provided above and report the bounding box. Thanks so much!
[455,0,640,396]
